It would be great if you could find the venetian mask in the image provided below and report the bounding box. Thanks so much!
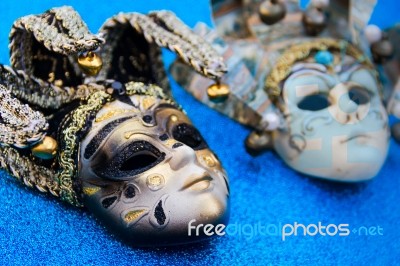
[170,0,398,182]
[0,6,229,246]
[271,48,389,181]
[79,94,229,245]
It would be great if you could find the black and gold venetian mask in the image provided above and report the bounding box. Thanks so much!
[0,6,229,246]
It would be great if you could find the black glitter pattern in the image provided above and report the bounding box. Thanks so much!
[124,185,136,199]
[154,200,166,225]
[172,142,183,149]
[84,117,131,159]
[159,134,168,141]
[93,140,165,179]
[101,196,117,209]
[172,123,208,150]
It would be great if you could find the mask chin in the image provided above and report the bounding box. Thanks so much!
[273,127,389,182]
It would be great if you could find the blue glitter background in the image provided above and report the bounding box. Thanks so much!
[0,0,399,265]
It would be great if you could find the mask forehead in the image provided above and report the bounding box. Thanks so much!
[283,55,380,109]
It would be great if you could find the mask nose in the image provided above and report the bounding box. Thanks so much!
[329,82,371,124]
[168,143,197,171]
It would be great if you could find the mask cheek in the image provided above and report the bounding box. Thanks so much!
[168,145,197,171]
[273,130,304,162]
[81,184,122,224]
[81,178,150,229]
[273,104,326,163]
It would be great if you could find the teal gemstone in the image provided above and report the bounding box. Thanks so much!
[314,50,334,66]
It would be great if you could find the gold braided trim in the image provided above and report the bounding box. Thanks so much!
[265,38,374,104]
[58,82,178,206]
[125,81,178,106]
[58,90,112,206]
[0,146,60,196]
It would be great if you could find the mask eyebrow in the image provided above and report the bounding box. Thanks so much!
[84,116,132,159]
[291,62,327,74]
[285,69,332,95]
[339,63,363,75]
[154,103,179,111]
[347,67,378,94]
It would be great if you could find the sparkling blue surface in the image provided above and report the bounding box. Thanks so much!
[0,0,399,265]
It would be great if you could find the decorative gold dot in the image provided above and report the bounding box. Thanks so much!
[203,155,216,167]
[170,115,178,122]
[147,174,165,190]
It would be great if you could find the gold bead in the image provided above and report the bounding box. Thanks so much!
[259,0,286,25]
[31,136,58,160]
[245,130,273,155]
[207,83,230,103]
[371,39,394,64]
[302,7,327,36]
[78,51,103,76]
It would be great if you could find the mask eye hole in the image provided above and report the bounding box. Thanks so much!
[172,123,208,150]
[92,141,165,179]
[297,93,330,111]
[349,86,370,105]
[120,151,159,171]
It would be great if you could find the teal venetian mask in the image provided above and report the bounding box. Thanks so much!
[170,0,397,182]
[271,47,389,181]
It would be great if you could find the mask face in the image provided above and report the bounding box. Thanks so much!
[273,53,390,181]
[78,95,229,246]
